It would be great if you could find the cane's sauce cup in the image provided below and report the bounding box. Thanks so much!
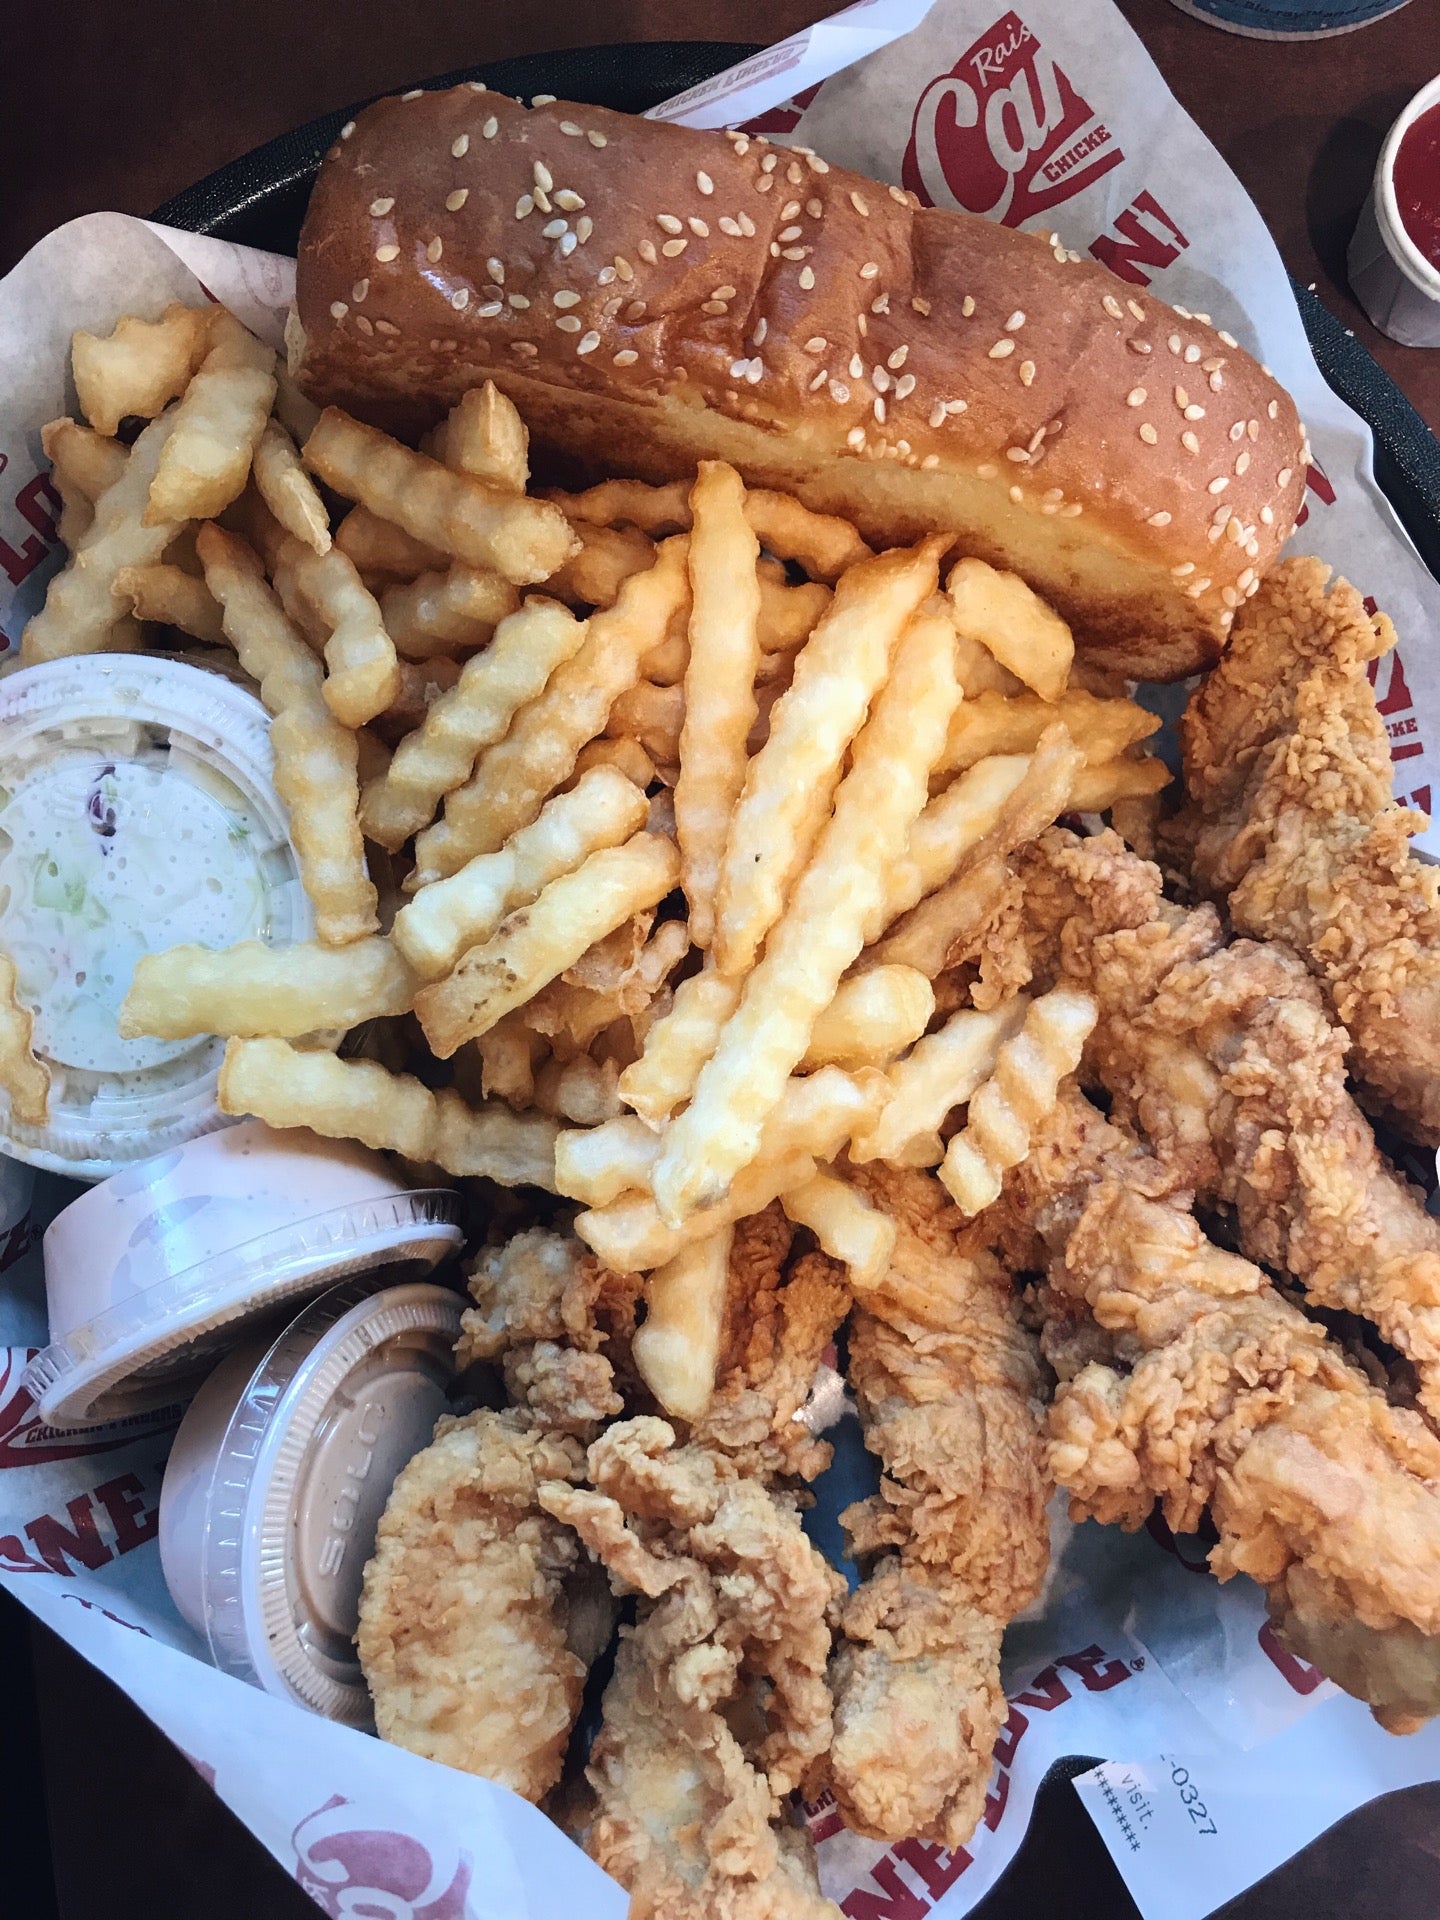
[1348,73,1440,347]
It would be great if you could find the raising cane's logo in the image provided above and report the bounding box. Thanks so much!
[292,1796,473,1920]
[903,11,1124,228]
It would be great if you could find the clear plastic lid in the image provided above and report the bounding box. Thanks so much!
[178,1279,464,1723]
[31,1123,466,1428]
[0,656,310,1179]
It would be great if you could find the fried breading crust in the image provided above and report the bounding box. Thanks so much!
[357,1408,592,1798]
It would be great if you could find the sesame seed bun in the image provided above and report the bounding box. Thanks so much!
[293,86,1307,681]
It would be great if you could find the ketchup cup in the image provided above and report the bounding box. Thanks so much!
[1348,72,1440,347]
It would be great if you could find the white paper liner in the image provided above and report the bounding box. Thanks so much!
[3,8,1440,1917]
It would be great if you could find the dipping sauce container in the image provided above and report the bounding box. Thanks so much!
[26,1120,463,1428]
[1348,73,1440,347]
[159,1278,464,1723]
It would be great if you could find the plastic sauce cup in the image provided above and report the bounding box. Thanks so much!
[159,1278,465,1723]
[1348,72,1440,347]
[0,655,310,1179]
[26,1120,464,1428]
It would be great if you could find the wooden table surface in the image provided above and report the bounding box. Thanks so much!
[4,3,1440,1916]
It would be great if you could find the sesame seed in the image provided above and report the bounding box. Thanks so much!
[444,188,469,214]
[1247,418,1260,440]
[761,153,777,172]
[860,261,880,279]
[426,237,443,263]
[553,289,581,309]
[1006,446,1029,463]
[702,300,727,316]
[874,396,887,422]
[1209,373,1224,392]
[1237,567,1255,590]
[1127,299,1145,321]
[639,240,657,264]
[929,401,947,428]
[351,278,369,302]
[1173,561,1195,577]
[1167,333,1181,354]
[1127,387,1146,407]
[1213,504,1231,524]
[508,293,530,309]
[613,347,638,365]
[1184,404,1205,421]
[788,161,803,184]
[340,120,355,138]
[1027,426,1046,453]
[830,380,850,403]
[1130,340,1153,355]
[808,154,830,173]
[534,161,554,191]
[575,217,593,244]
[482,116,499,139]
[719,216,741,237]
[1060,503,1083,518]
[1221,586,1240,608]
[756,174,775,193]
[588,130,607,147]
[1260,505,1274,525]
[1278,467,1293,487]
[696,170,714,195]
[779,224,803,242]
[807,197,822,217]
[1147,510,1172,527]
[988,339,1016,359]
[1014,356,1036,389]
[1246,538,1261,558]
[401,88,423,100]
[451,134,470,159]
[799,266,815,290]
[688,217,710,238]
[1208,476,1229,494]
[512,340,538,356]
[1174,386,1190,410]
[369,197,394,217]
[978,463,999,479]
[1235,450,1251,475]
[661,238,687,258]
[1218,330,1238,348]
[476,300,502,318]
[544,220,569,244]
[738,213,756,236]
[886,346,909,370]
[1009,484,1024,504]
[515,194,534,219]
[555,189,585,211]
[1005,309,1026,330]
[1267,399,1279,421]
[847,426,865,449]
[873,366,891,393]
[857,314,868,336]
[451,288,470,311]
[920,453,939,469]
[486,256,504,282]
[576,330,601,355]
[1103,294,1124,320]
[871,293,890,315]
[800,336,825,355]
[847,353,864,379]
[946,399,968,415]
[375,243,400,263]
[1186,580,1208,599]
[329,300,348,320]
[1181,430,1200,454]
[532,93,556,105]
[560,120,582,135]
[1175,304,1192,320]
[557,315,582,333]
[809,369,828,391]
[913,297,932,317]
[850,190,871,216]
[781,200,801,221]
[1184,344,1201,363]
[1208,524,1224,544]
[1139,423,1159,445]
[961,296,976,317]
[354,314,373,335]
[657,213,682,234]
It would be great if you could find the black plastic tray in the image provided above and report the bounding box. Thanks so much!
[152,38,1440,589]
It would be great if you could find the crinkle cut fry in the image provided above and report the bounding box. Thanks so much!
[1173,556,1440,1144]
[827,1163,1049,1851]
[1018,827,1440,1423]
[537,1417,845,1920]
[1012,1086,1440,1734]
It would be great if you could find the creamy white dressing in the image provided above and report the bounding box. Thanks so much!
[0,748,275,1077]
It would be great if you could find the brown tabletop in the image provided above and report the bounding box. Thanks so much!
[5,4,1440,1917]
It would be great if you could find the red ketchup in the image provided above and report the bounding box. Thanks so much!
[1393,101,1440,272]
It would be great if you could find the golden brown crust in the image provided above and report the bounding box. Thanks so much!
[295,87,1307,681]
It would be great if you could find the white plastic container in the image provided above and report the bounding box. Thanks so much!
[159,1279,464,1724]
[1347,72,1440,348]
[0,655,310,1179]
[26,1120,464,1427]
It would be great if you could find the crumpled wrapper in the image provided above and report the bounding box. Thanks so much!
[2,5,1440,1917]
